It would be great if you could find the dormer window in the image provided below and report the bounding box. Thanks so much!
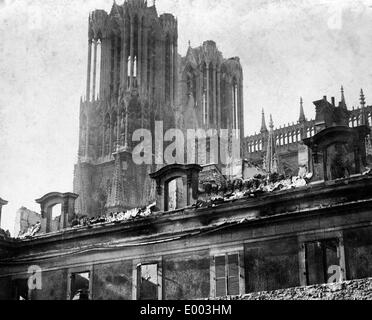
[150,164,202,212]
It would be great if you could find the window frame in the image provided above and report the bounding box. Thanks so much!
[66,265,93,300]
[298,231,346,286]
[210,247,245,298]
[132,258,163,301]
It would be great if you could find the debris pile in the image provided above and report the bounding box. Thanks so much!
[0,228,11,240]
[198,172,313,208]
[71,202,157,228]
[18,222,41,239]
[16,203,157,239]
[213,277,372,300]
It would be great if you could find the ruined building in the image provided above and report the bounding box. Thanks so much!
[1,0,372,301]
[245,88,372,176]
[73,0,244,218]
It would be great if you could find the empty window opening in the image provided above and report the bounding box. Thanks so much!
[50,203,62,232]
[70,271,90,300]
[51,203,62,220]
[12,279,28,300]
[305,238,341,286]
[138,264,158,300]
[166,177,183,211]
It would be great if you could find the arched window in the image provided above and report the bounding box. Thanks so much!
[104,114,111,155]
[202,91,207,125]
[80,114,88,156]
[127,56,132,78]
[186,68,197,104]
[95,39,102,100]
[119,108,126,147]
[232,78,239,130]
[133,56,137,88]
[111,112,118,153]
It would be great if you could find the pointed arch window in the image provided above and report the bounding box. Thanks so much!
[232,78,239,131]
[104,114,111,155]
[111,112,118,153]
[133,56,138,88]
[203,90,207,125]
[80,114,88,156]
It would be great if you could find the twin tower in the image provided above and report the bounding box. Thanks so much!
[74,0,244,217]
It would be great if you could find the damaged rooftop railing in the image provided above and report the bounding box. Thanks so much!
[15,168,372,240]
[17,202,157,240]
[196,171,313,208]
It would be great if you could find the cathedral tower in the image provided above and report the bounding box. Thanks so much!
[74,0,244,217]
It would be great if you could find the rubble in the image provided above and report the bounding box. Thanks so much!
[199,172,312,208]
[71,202,157,229]
[15,203,158,239]
[212,278,372,300]
[18,222,41,239]
[0,228,11,240]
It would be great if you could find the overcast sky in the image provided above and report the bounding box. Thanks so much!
[0,0,372,234]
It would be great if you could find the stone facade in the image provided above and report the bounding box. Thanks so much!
[73,0,244,218]
[2,0,372,302]
[13,207,41,238]
[2,172,372,300]
[244,92,372,177]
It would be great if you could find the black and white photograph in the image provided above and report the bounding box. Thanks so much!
[0,0,372,308]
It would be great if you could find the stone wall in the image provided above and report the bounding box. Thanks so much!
[245,238,300,293]
[14,207,41,237]
[163,251,210,300]
[32,269,67,300]
[93,261,133,300]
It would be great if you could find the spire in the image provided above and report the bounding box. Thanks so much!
[360,89,367,125]
[269,114,274,130]
[260,108,268,133]
[360,89,366,107]
[264,114,278,173]
[340,85,347,109]
[299,97,306,123]
[106,152,125,210]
